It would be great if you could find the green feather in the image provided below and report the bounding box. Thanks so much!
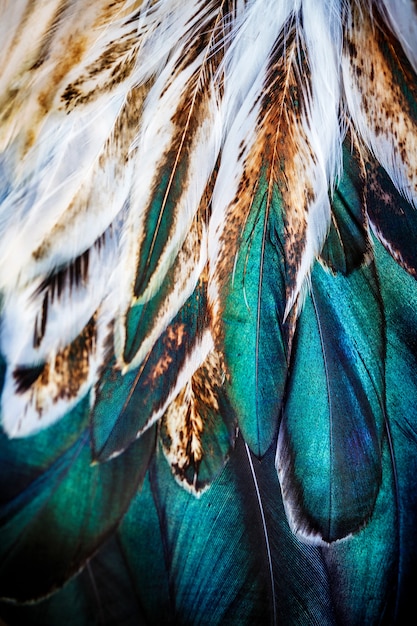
[373,236,417,621]
[277,258,385,542]
[133,157,189,301]
[115,436,341,625]
[222,176,288,457]
[0,376,155,602]
[117,439,270,625]
[123,215,204,367]
[323,432,398,624]
[91,277,233,476]
[91,280,208,459]
[320,139,371,274]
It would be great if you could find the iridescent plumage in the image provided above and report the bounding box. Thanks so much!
[0,1,417,623]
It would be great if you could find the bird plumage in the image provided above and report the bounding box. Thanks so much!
[0,0,417,623]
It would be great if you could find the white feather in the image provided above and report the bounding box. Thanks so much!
[288,0,343,313]
[380,0,417,72]
[210,0,300,282]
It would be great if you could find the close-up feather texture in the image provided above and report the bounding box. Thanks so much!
[0,0,416,623]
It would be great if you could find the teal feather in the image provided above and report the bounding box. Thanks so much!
[123,214,204,366]
[277,256,385,542]
[110,436,342,625]
[222,177,289,457]
[373,236,417,622]
[92,277,235,490]
[323,433,398,625]
[0,387,155,602]
[116,437,271,625]
[132,159,189,302]
[320,137,371,274]
[92,279,209,461]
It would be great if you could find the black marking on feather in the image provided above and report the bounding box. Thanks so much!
[32,234,106,348]
[125,8,141,25]
[174,2,228,77]
[34,247,89,296]
[33,295,49,349]
[29,315,97,409]
[14,364,46,394]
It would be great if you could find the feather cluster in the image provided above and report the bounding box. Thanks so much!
[0,0,417,597]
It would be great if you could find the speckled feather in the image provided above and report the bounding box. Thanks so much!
[1,1,417,624]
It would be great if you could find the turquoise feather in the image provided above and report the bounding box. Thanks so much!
[117,438,271,625]
[132,160,189,301]
[92,279,209,460]
[373,236,417,622]
[92,277,235,490]
[277,256,385,542]
[110,437,340,625]
[222,177,289,457]
[123,214,204,367]
[0,385,155,602]
[320,139,371,275]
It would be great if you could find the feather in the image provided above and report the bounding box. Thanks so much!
[372,234,417,623]
[1,1,417,624]
[91,277,212,460]
[218,174,289,457]
[277,254,385,543]
[0,383,156,602]
[379,0,417,73]
[366,153,417,277]
[111,435,341,625]
[91,271,235,487]
[114,0,227,372]
[210,0,341,456]
[320,132,372,274]
[342,1,417,207]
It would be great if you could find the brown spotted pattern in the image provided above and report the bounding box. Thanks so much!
[0,1,142,154]
[160,349,228,491]
[344,2,417,199]
[14,315,97,419]
[215,24,313,323]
